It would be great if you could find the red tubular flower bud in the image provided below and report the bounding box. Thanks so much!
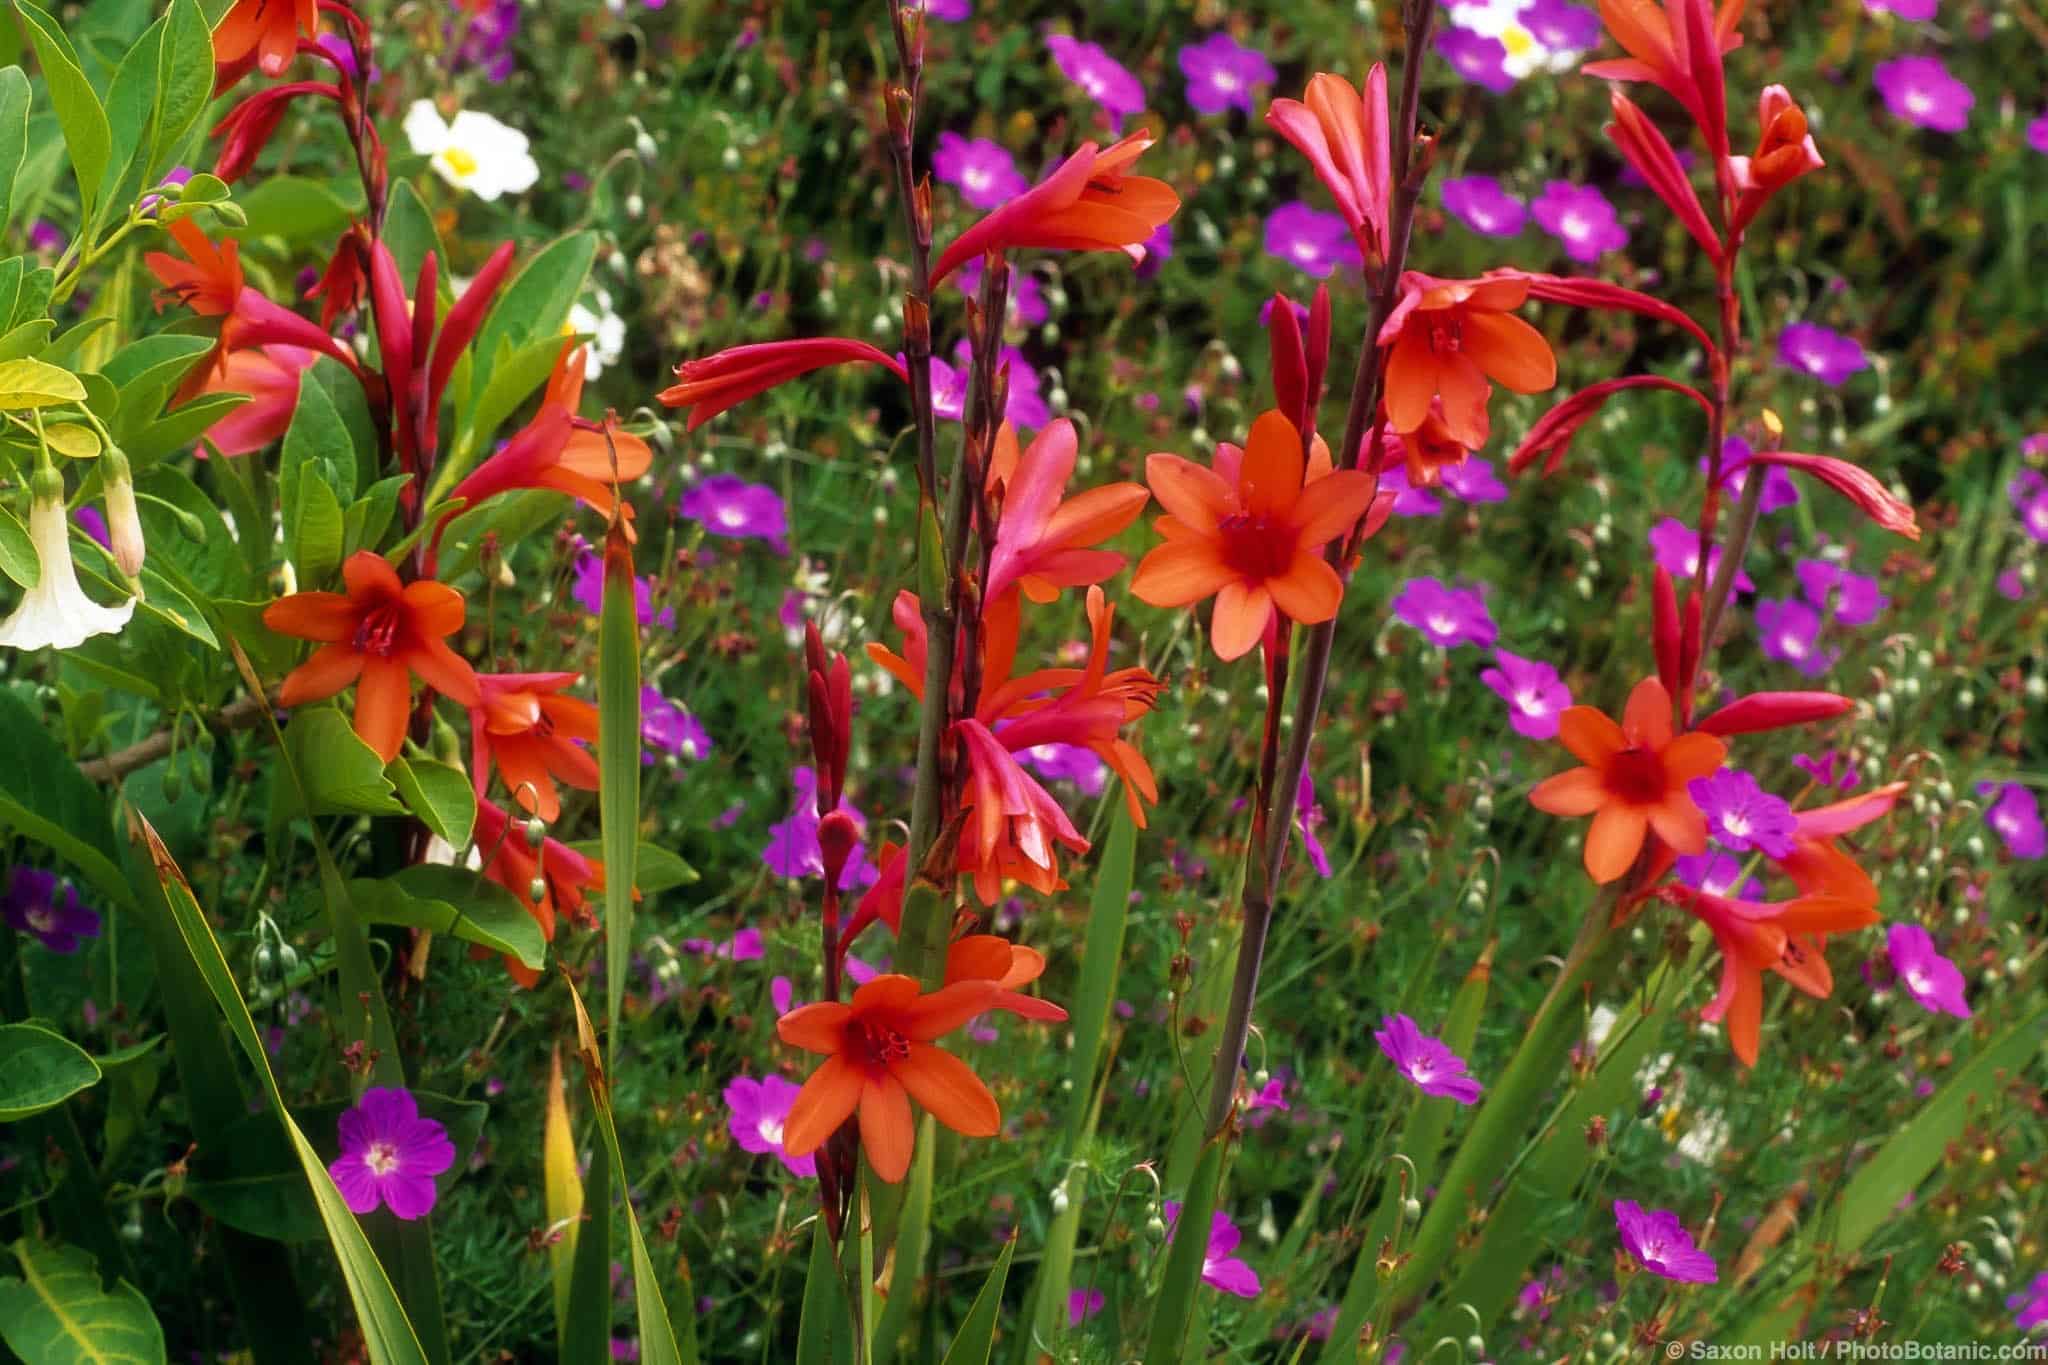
[1678,590,1703,726]
[1267,292,1308,438]
[816,810,862,893]
[1606,91,1722,264]
[1306,285,1331,418]
[1746,451,1920,541]
[1652,566,1681,700]
[1517,272,1718,356]
[658,338,909,431]
[1695,691,1854,738]
[306,227,370,330]
[1508,375,1712,477]
[212,82,339,183]
[427,240,516,416]
[1728,85,1825,241]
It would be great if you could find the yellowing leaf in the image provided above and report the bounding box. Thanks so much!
[545,1045,582,1338]
[0,358,87,411]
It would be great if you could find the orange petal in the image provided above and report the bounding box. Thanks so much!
[858,1071,916,1183]
[342,551,401,600]
[1584,803,1647,883]
[1621,677,1675,748]
[401,579,467,638]
[1462,310,1557,394]
[777,1002,852,1055]
[1209,580,1272,661]
[782,1054,862,1156]
[945,935,1016,986]
[895,980,1002,1041]
[1724,963,1762,1066]
[1530,766,1607,816]
[894,1043,1000,1138]
[278,643,365,707]
[1145,454,1233,533]
[406,637,481,708]
[1042,482,1151,548]
[1130,542,1235,609]
[1266,551,1343,625]
[1434,352,1492,451]
[1288,470,1378,548]
[263,591,359,643]
[1381,335,1437,433]
[1646,796,1707,855]
[1773,894,1879,935]
[353,658,412,764]
[1660,731,1727,783]
[998,944,1047,990]
[1237,411,1306,521]
[1555,706,1626,767]
[850,974,923,1017]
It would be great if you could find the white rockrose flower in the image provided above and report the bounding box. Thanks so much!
[403,100,539,202]
[566,288,626,380]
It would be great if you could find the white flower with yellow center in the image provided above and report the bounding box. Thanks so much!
[0,473,136,652]
[1447,0,1555,80]
[565,288,626,380]
[403,100,539,202]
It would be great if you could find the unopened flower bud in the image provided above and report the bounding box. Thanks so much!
[1404,1198,1421,1222]
[525,816,548,849]
[1251,1067,1269,1089]
[529,877,549,904]
[255,944,276,975]
[103,446,145,577]
[1050,1187,1069,1215]
[1145,1215,1167,1242]
[277,944,298,972]
[817,809,861,890]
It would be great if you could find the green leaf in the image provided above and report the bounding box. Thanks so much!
[280,370,353,583]
[0,502,36,589]
[0,68,31,235]
[0,356,85,409]
[938,1235,1015,1365]
[147,1,212,188]
[567,839,696,895]
[388,756,476,849]
[282,709,404,817]
[42,318,115,371]
[795,1219,855,1365]
[11,2,110,235]
[473,231,597,365]
[94,14,162,228]
[597,533,641,1055]
[231,175,362,243]
[0,316,52,362]
[44,421,98,458]
[1065,805,1133,1146]
[0,1238,164,1364]
[344,475,411,559]
[350,865,545,972]
[128,812,428,1365]
[0,1024,101,1122]
[126,391,247,467]
[381,181,443,290]
[0,690,130,909]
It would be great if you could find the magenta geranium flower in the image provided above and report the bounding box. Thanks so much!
[1176,32,1274,116]
[641,687,711,765]
[2007,470,2048,543]
[1163,1202,1262,1298]
[681,927,763,962]
[1263,202,1363,278]
[1777,322,1870,386]
[1687,768,1798,857]
[2,868,101,954]
[1392,577,1497,650]
[1530,181,1628,264]
[932,133,1029,210]
[1704,437,1800,514]
[2030,113,2048,155]
[1435,28,1512,94]
[1647,517,1754,590]
[1295,772,1332,878]
[1675,851,1766,901]
[724,1075,817,1177]
[1017,741,1108,795]
[572,549,675,629]
[1872,55,1973,133]
[954,257,1049,326]
[1795,560,1888,626]
[1864,0,1937,17]
[1613,1199,1717,1284]
[328,1087,456,1220]
[1375,1014,1484,1104]
[1067,1288,1106,1325]
[1441,175,1526,238]
[1980,781,2047,858]
[2009,1271,2048,1332]
[1793,750,1858,792]
[1885,924,1971,1019]
[1377,465,1444,518]
[1754,597,1837,678]
[763,765,878,888]
[1480,648,1571,740]
[930,341,1049,430]
[1441,458,1508,504]
[1045,34,1144,125]
[679,474,789,554]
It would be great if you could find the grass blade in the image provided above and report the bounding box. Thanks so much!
[938,1235,1016,1365]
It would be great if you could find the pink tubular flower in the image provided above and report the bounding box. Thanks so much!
[327,1087,456,1220]
[930,133,1179,288]
[954,717,1090,903]
[194,344,315,456]
[1605,90,1721,261]
[658,337,908,431]
[1583,0,1747,157]
[983,420,1150,606]
[1265,68,1392,264]
[1727,85,1823,240]
[1742,450,1919,540]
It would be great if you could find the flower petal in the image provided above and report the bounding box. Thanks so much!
[1555,706,1626,767]
[1130,542,1235,609]
[894,1042,1000,1138]
[1145,454,1233,534]
[781,1054,862,1157]
[1530,766,1607,816]
[1584,803,1648,883]
[858,1070,916,1183]
[1209,580,1272,661]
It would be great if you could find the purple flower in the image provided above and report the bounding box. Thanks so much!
[930,342,1048,430]
[1864,0,1937,17]
[2009,1271,2048,1332]
[1872,55,1973,133]
[1135,221,1174,279]
[1441,176,1526,237]
[2,869,100,954]
[1521,0,1603,52]
[1177,32,1273,116]
[1647,517,1754,590]
[28,219,64,253]
[1246,1074,1290,1113]
[73,505,112,550]
[1705,437,1800,514]
[954,257,1049,327]
[763,766,878,888]
[1675,851,1766,902]
[1435,28,1513,94]
[327,1087,456,1220]
[641,687,711,764]
[1391,577,1497,650]
[448,0,519,81]
[1795,559,1888,626]
[1067,1288,1106,1325]
[1754,597,1836,678]
[2029,113,2048,156]
[1045,35,1145,126]
[1374,1014,1484,1104]
[771,977,796,1016]
[724,1075,816,1177]
[1480,649,1572,740]
[932,133,1028,210]
[1687,769,1797,857]
[1263,202,1362,278]
[1980,781,2047,859]
[1017,742,1107,796]
[1885,924,1971,1019]
[138,165,193,214]
[1529,182,1629,264]
[681,928,763,963]
[1440,458,1508,504]
[679,474,789,554]
[1377,465,1443,518]
[572,550,675,629]
[1777,322,1870,386]
[1163,1202,1262,1298]
[2007,470,2048,543]
[1998,569,2028,601]
[1793,750,1858,792]
[1613,1200,1717,1284]
[1296,772,1331,878]
[924,0,970,19]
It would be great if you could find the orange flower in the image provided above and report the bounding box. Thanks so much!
[473,797,604,988]
[1583,0,1747,154]
[945,935,1069,1023]
[145,220,244,318]
[469,672,600,823]
[1770,782,1905,908]
[1377,401,1471,485]
[263,551,482,763]
[1529,677,1728,884]
[1265,69,1392,262]
[983,419,1149,607]
[193,344,315,457]
[778,975,1005,1182]
[1130,410,1380,661]
[212,0,317,79]
[1663,886,1877,1065]
[658,338,907,431]
[930,132,1180,288]
[1378,272,1557,452]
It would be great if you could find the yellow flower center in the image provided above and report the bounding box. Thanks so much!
[1500,24,1535,56]
[439,147,479,180]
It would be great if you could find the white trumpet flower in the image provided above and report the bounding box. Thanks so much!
[0,474,137,651]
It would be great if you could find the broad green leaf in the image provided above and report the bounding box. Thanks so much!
[0,1024,101,1122]
[231,175,362,243]
[44,422,98,458]
[0,67,30,234]
[938,1235,1015,1365]
[0,690,130,909]
[105,333,213,442]
[349,865,545,972]
[41,318,114,370]
[0,1238,164,1364]
[0,316,52,362]
[568,839,696,895]
[147,1,212,186]
[280,368,353,582]
[343,475,411,559]
[0,356,84,409]
[0,502,35,589]
[0,257,22,329]
[11,2,110,233]
[381,181,443,291]
[447,333,570,473]
[795,1219,855,1365]
[388,756,476,849]
[597,531,641,1054]
[126,390,246,466]
[95,14,162,227]
[128,810,428,1365]
[472,230,597,363]
[282,709,404,816]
